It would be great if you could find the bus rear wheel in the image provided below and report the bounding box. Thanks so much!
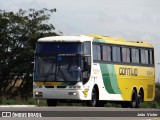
[130,89,137,108]
[121,90,139,108]
[47,99,57,107]
[136,90,143,108]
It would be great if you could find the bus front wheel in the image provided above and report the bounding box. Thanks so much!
[86,87,98,107]
[86,87,104,107]
[47,99,57,107]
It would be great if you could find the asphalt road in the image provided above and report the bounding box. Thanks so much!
[0,106,159,120]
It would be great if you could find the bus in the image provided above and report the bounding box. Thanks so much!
[33,34,155,108]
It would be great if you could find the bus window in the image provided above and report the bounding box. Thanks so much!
[127,48,131,63]
[145,50,149,64]
[82,56,91,84]
[36,42,82,54]
[132,48,139,64]
[93,45,101,60]
[135,49,140,63]
[141,49,149,64]
[122,47,127,62]
[122,47,131,63]
[102,45,111,61]
[149,50,154,65]
[83,41,91,55]
[112,46,121,62]
[141,49,145,64]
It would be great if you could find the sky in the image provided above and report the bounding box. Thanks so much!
[0,0,160,82]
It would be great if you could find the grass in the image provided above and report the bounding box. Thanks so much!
[1,98,159,108]
[0,98,160,108]
[0,98,47,106]
[141,101,160,108]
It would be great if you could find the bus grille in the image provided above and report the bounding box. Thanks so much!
[45,86,54,88]
[44,86,67,88]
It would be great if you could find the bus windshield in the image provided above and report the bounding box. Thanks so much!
[35,56,81,81]
[34,42,91,82]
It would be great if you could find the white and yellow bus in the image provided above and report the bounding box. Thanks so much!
[33,34,155,108]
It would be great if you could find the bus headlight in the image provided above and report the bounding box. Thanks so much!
[35,92,43,97]
[68,92,77,96]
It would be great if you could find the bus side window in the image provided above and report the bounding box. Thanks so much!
[132,48,139,64]
[149,50,154,65]
[145,50,149,64]
[127,48,131,63]
[141,49,149,64]
[93,44,101,61]
[112,46,121,62]
[82,57,90,72]
[102,45,111,61]
[82,57,91,84]
[83,42,91,55]
[122,47,127,62]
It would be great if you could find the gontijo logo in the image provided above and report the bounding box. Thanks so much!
[119,67,138,76]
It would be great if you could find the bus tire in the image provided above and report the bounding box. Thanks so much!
[47,99,57,107]
[136,90,143,108]
[130,89,137,108]
[86,87,101,107]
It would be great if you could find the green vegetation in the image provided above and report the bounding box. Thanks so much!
[141,101,159,108]
[0,98,47,106]
[0,8,59,99]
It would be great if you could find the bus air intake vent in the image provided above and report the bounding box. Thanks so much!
[147,85,153,98]
[45,86,54,88]
[57,86,67,88]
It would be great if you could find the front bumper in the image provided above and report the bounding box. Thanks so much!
[33,88,88,100]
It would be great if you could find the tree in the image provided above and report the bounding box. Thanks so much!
[0,8,59,99]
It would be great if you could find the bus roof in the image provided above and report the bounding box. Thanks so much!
[86,34,153,48]
[38,34,153,48]
[38,35,92,42]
